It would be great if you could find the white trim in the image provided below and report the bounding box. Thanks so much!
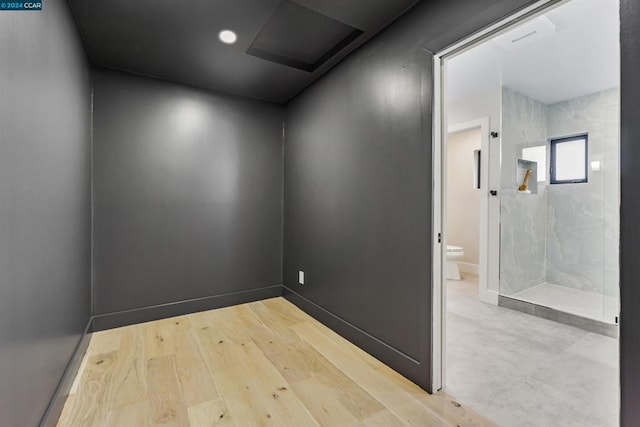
[478,117,493,306]
[458,262,480,275]
[431,55,445,393]
[431,0,564,394]
[481,289,500,305]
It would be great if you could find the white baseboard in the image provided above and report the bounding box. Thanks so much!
[480,289,499,305]
[458,262,480,275]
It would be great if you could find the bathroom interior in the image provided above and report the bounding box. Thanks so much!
[446,0,619,330]
[443,0,620,425]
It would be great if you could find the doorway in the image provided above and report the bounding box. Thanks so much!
[432,0,621,425]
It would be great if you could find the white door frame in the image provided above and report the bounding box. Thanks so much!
[430,0,563,393]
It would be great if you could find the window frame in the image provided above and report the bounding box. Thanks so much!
[549,133,588,184]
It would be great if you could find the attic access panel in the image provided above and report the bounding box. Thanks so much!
[246,0,363,72]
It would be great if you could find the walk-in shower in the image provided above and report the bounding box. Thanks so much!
[498,86,619,335]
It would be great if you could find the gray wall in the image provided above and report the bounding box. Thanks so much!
[0,1,91,426]
[283,0,539,390]
[620,0,640,425]
[92,69,284,316]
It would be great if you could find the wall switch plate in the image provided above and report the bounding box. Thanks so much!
[298,271,304,285]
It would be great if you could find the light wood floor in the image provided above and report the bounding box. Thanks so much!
[58,297,493,426]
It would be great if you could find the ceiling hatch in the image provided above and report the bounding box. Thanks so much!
[246,0,364,72]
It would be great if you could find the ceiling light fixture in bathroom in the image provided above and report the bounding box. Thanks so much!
[219,30,237,44]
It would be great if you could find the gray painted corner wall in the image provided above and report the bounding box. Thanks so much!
[284,42,433,379]
[620,0,640,425]
[283,0,538,390]
[91,69,284,316]
[0,1,91,426]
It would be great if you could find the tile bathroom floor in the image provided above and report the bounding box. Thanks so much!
[446,274,619,427]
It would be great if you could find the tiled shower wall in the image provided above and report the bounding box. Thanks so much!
[500,88,548,296]
[500,87,620,298]
[546,89,620,297]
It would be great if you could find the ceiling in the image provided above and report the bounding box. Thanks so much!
[447,0,619,105]
[67,0,419,104]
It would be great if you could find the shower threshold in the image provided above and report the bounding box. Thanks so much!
[499,283,618,337]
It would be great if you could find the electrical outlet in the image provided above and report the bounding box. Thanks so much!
[298,271,304,285]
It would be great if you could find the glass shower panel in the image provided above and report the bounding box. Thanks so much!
[499,85,620,325]
[602,90,621,325]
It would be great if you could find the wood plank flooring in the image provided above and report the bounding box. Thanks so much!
[58,297,494,426]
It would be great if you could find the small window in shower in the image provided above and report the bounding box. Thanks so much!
[550,134,588,184]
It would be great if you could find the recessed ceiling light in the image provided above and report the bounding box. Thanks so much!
[219,30,237,45]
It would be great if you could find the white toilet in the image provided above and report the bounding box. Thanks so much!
[446,245,464,280]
